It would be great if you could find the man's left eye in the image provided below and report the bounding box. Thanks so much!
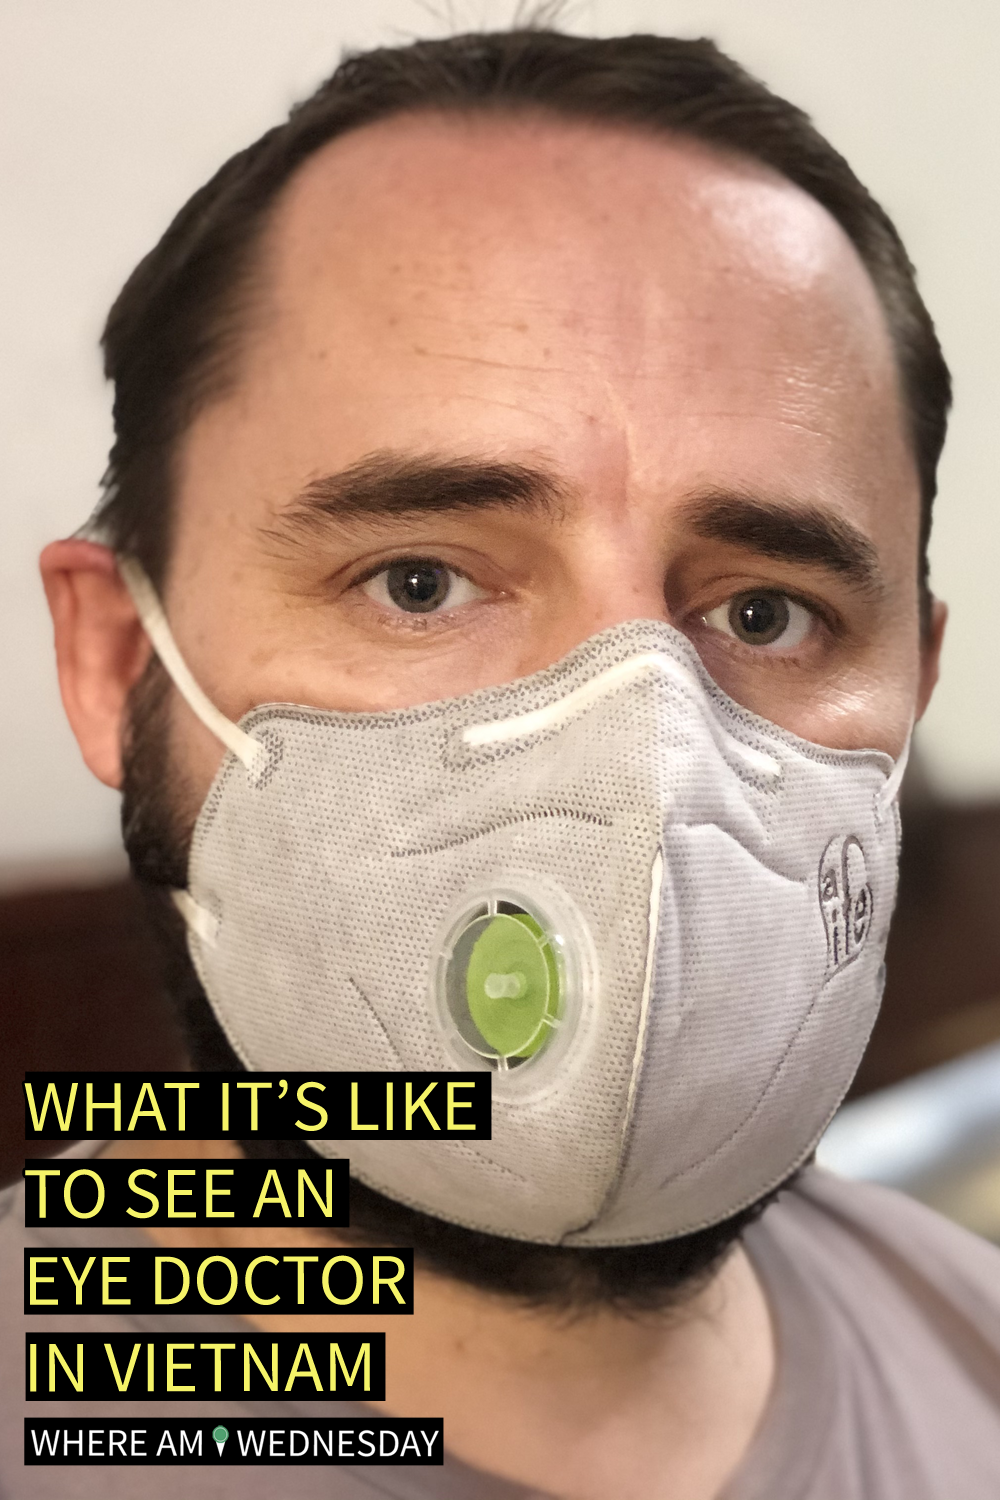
[702,590,814,650]
[360,557,486,615]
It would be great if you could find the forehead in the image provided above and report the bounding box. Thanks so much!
[191,110,915,539]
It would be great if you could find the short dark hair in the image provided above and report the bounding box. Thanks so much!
[93,27,950,616]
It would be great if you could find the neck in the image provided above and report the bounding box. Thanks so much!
[104,1137,775,1500]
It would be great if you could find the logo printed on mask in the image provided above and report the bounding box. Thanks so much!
[819,835,873,972]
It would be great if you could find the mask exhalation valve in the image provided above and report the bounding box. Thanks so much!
[439,898,565,1069]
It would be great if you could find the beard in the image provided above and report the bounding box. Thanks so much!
[121,658,795,1314]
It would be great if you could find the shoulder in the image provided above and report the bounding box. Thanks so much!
[0,1169,30,1261]
[729,1170,1000,1498]
[2,1141,109,1251]
[752,1168,1000,1434]
[760,1165,1000,1327]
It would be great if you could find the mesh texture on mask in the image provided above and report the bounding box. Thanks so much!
[185,621,899,1244]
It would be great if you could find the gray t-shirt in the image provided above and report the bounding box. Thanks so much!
[2,1159,999,1499]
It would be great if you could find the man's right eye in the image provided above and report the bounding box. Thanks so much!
[702,590,815,651]
[360,557,486,615]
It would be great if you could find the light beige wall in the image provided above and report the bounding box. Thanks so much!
[2,0,997,868]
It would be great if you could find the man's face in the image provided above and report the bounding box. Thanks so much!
[39,107,943,1302]
[141,113,933,807]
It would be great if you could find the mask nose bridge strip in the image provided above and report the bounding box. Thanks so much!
[462,652,783,783]
[118,557,266,773]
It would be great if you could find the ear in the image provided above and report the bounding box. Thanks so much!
[40,540,152,789]
[915,595,947,721]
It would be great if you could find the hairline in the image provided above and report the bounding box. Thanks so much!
[96,32,946,637]
[169,101,924,601]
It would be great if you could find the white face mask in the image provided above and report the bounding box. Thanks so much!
[121,559,907,1246]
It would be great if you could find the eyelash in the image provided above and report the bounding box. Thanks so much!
[704,592,811,647]
[350,554,837,660]
[353,556,487,624]
[694,589,840,666]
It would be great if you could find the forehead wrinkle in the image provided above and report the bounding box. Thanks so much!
[198,112,917,577]
[406,347,581,377]
[263,116,893,366]
[264,116,849,321]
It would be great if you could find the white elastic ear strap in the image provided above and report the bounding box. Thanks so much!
[879,727,913,814]
[118,557,264,772]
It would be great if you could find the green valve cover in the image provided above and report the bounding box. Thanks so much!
[465,912,560,1059]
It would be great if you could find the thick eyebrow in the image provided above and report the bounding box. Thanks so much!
[266,451,566,545]
[683,492,884,594]
[266,458,884,595]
